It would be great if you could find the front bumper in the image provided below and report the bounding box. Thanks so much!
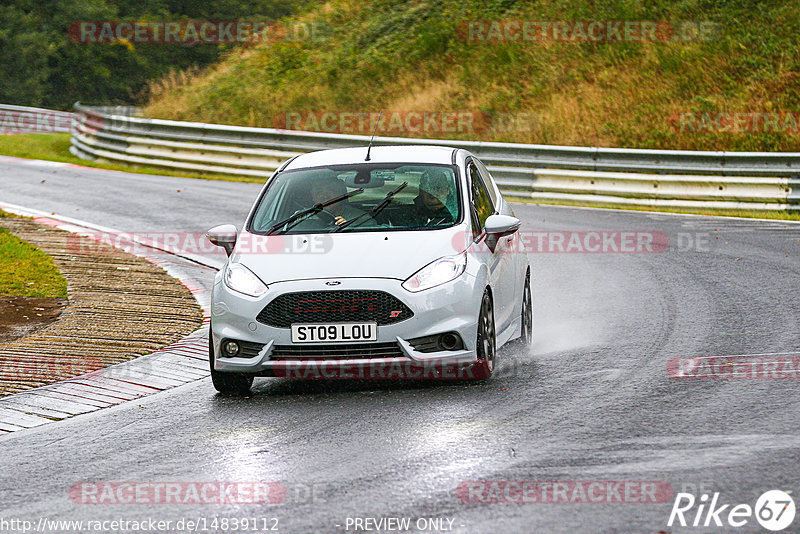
[210,275,483,377]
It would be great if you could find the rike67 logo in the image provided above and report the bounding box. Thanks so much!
[668,490,796,531]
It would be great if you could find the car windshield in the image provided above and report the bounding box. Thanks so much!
[249,163,461,234]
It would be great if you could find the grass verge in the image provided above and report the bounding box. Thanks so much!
[0,212,68,298]
[0,133,265,184]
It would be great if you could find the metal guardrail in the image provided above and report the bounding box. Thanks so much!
[0,104,74,134]
[64,103,799,212]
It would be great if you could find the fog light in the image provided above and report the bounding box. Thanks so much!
[223,340,240,357]
[440,333,460,351]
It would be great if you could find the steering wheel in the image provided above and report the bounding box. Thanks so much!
[314,209,338,225]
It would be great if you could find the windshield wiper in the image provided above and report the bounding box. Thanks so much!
[333,181,408,232]
[266,188,364,235]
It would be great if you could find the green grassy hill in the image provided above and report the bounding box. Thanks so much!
[144,0,800,151]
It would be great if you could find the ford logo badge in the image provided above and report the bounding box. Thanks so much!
[325,281,341,286]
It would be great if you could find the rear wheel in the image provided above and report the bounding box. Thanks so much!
[521,270,533,346]
[471,290,496,379]
[209,331,253,395]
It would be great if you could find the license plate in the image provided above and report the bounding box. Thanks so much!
[290,323,378,343]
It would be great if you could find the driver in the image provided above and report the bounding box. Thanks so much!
[310,176,373,226]
[413,168,455,225]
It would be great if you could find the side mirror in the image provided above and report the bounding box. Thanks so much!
[206,224,238,256]
[484,214,520,238]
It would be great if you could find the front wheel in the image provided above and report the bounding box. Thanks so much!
[209,331,253,395]
[471,290,496,379]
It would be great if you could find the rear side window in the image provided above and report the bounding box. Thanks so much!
[468,162,494,234]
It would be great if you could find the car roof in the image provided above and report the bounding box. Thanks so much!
[282,145,457,171]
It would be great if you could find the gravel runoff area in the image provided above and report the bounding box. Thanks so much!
[0,216,203,397]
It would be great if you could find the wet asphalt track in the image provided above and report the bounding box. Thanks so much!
[1,158,800,533]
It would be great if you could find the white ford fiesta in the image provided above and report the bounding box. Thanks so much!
[206,145,532,393]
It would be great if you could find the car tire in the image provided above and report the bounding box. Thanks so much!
[209,331,253,395]
[521,269,533,346]
[471,290,496,379]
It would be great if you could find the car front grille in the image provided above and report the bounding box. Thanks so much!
[270,342,405,360]
[256,290,413,328]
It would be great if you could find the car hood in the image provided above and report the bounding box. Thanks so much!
[231,226,469,285]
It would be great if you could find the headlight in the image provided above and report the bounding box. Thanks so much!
[224,263,268,297]
[402,253,467,292]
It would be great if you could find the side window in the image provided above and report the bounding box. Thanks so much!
[468,162,494,234]
[474,158,499,206]
[470,208,481,236]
